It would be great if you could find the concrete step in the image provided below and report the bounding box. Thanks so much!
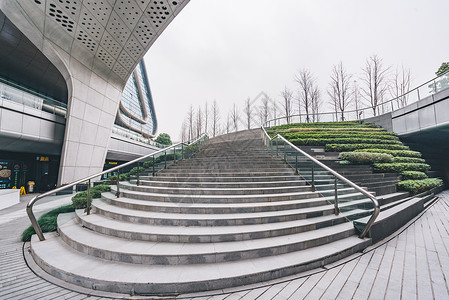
[155,170,296,177]
[131,179,308,188]
[120,182,313,195]
[99,192,368,215]
[113,185,363,204]
[61,214,356,265]
[94,196,371,226]
[140,175,302,182]
[76,209,364,243]
[31,231,370,295]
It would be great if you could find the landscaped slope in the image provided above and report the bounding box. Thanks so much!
[268,121,443,195]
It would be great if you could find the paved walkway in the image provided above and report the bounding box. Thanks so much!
[1,191,448,299]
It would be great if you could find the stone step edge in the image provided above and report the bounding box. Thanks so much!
[30,232,370,295]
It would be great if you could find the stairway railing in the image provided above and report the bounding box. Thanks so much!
[27,133,209,241]
[261,127,379,239]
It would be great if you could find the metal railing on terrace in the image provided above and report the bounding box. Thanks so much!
[0,77,67,117]
[112,125,165,148]
[265,71,449,127]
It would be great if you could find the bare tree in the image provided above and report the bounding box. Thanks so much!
[352,80,363,119]
[360,55,391,116]
[295,69,315,122]
[180,118,189,142]
[243,97,252,130]
[258,95,270,126]
[310,86,321,122]
[230,103,240,132]
[196,106,203,136]
[390,65,411,109]
[186,105,194,141]
[270,96,278,124]
[204,101,209,136]
[328,62,352,121]
[281,86,293,124]
[225,113,231,134]
[211,100,220,137]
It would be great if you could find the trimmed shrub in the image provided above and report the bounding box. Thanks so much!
[338,152,393,164]
[107,173,129,184]
[281,132,399,141]
[325,143,409,152]
[354,148,421,158]
[401,171,428,180]
[71,184,111,209]
[129,166,145,175]
[22,204,75,242]
[397,178,443,195]
[291,138,402,147]
[373,163,431,173]
[271,121,380,130]
[393,157,426,163]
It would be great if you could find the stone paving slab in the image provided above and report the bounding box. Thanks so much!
[1,191,449,299]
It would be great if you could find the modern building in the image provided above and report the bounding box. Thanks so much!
[0,1,187,191]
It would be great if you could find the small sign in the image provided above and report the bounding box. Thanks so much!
[40,156,49,162]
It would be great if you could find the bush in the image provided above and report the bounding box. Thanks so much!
[270,121,379,130]
[291,138,402,147]
[129,166,145,175]
[282,132,399,141]
[22,204,75,242]
[71,184,111,209]
[397,178,443,195]
[107,173,129,184]
[338,152,393,164]
[401,171,428,180]
[393,157,426,163]
[325,143,409,152]
[373,163,431,173]
[354,148,422,158]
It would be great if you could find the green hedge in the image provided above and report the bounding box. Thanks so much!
[281,132,399,140]
[373,163,431,173]
[22,204,75,242]
[354,148,421,158]
[326,143,409,152]
[72,184,111,209]
[393,157,426,163]
[271,121,379,130]
[401,171,428,180]
[338,152,393,164]
[397,178,443,195]
[292,138,402,147]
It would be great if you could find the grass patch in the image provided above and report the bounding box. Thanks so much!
[21,204,75,242]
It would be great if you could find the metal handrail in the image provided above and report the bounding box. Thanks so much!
[261,127,379,239]
[265,69,449,127]
[27,133,209,241]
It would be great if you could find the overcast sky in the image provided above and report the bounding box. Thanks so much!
[144,0,449,141]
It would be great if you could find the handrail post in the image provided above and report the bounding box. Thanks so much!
[136,161,140,186]
[115,169,120,198]
[276,139,278,157]
[152,156,155,176]
[295,152,298,174]
[164,151,167,168]
[334,177,340,215]
[86,179,91,215]
[283,143,287,162]
[181,144,184,160]
[174,147,177,164]
[27,203,45,241]
[311,162,315,191]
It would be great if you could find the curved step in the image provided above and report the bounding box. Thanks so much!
[93,196,371,226]
[31,231,370,295]
[141,175,302,182]
[131,179,307,188]
[77,208,369,243]
[61,214,356,265]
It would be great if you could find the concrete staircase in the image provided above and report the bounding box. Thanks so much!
[31,130,376,296]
